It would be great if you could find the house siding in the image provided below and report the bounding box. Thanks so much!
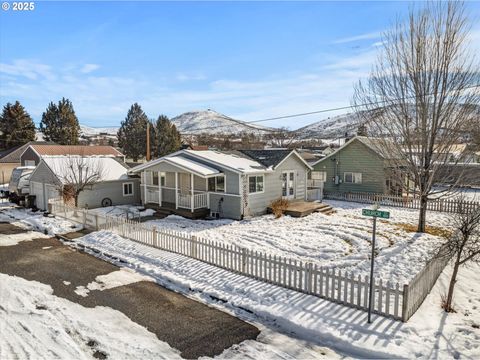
[209,193,242,220]
[246,155,308,216]
[77,179,141,208]
[29,161,62,186]
[313,139,387,194]
[20,147,40,166]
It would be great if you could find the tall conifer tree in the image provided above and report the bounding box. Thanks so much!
[0,101,36,149]
[40,98,80,144]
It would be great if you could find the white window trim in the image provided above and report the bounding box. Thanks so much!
[248,174,265,195]
[208,175,226,193]
[123,182,134,196]
[344,172,362,184]
[311,171,326,182]
[24,160,36,167]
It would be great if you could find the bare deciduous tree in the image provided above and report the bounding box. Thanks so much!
[54,156,105,207]
[353,1,480,232]
[438,198,480,312]
[267,127,296,148]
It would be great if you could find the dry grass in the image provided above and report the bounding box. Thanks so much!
[393,223,453,238]
[270,198,290,219]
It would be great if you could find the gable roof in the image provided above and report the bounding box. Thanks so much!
[0,142,49,163]
[39,156,130,184]
[27,144,124,158]
[130,149,267,175]
[313,136,394,166]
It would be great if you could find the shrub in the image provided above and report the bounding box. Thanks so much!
[270,198,290,219]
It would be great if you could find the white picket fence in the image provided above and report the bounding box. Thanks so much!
[324,191,479,214]
[50,200,449,322]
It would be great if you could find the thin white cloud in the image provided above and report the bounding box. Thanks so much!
[176,72,207,81]
[333,31,382,44]
[80,63,100,74]
[0,59,54,81]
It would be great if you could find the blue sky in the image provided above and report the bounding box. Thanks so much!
[1,1,479,129]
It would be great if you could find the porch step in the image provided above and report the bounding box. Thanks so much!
[314,204,335,215]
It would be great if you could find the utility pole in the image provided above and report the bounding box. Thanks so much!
[146,122,151,161]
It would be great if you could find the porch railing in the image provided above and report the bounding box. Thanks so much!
[178,191,208,210]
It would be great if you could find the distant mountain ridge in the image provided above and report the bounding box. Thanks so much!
[295,113,361,140]
[170,109,276,135]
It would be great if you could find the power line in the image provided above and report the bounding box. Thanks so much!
[2,83,479,146]
[181,83,480,133]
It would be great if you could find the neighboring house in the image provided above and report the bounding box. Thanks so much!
[20,144,125,166]
[312,136,405,195]
[130,149,312,220]
[29,156,140,210]
[0,142,50,184]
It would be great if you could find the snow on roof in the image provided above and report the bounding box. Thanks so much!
[184,150,267,173]
[166,156,220,177]
[42,156,129,183]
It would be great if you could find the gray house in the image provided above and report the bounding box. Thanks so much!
[29,156,140,210]
[130,149,313,220]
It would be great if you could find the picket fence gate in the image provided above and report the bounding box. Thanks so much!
[324,191,479,214]
[50,201,450,322]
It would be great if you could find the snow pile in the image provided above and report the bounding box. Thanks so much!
[73,230,480,359]
[144,201,451,284]
[74,268,154,297]
[0,204,82,235]
[0,273,182,360]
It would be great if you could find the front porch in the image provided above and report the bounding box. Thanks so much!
[141,165,224,218]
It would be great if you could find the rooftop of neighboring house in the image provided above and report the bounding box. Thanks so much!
[313,136,399,165]
[238,149,293,168]
[0,142,52,163]
[39,156,130,183]
[27,144,124,157]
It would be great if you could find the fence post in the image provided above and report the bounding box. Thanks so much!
[307,263,313,293]
[241,248,247,273]
[95,214,99,231]
[402,284,409,322]
[191,235,197,258]
[152,226,157,247]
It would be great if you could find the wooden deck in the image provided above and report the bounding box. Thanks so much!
[268,201,334,218]
[144,202,210,220]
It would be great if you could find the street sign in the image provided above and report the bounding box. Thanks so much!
[362,206,391,323]
[362,209,390,219]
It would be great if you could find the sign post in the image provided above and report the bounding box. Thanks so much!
[362,205,390,323]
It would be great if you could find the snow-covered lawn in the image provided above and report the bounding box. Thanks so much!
[141,200,452,285]
[73,230,480,359]
[89,205,156,219]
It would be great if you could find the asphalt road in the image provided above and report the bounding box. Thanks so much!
[0,222,260,359]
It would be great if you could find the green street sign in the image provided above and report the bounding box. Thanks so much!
[362,209,390,219]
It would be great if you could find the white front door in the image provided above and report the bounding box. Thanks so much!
[282,171,295,199]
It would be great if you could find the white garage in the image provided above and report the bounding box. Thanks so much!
[30,181,60,210]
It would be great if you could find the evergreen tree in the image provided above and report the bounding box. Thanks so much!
[117,103,150,161]
[154,115,182,157]
[40,98,80,145]
[0,101,36,150]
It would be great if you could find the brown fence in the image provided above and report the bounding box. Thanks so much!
[50,200,451,322]
[324,191,479,214]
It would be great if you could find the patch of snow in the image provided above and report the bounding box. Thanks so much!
[63,281,71,286]
[0,203,82,235]
[42,246,52,250]
[0,273,182,360]
[0,231,49,247]
[74,268,153,297]
[89,205,156,219]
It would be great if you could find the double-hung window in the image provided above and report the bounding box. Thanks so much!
[208,175,225,192]
[248,175,264,194]
[123,182,134,196]
[344,172,362,184]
